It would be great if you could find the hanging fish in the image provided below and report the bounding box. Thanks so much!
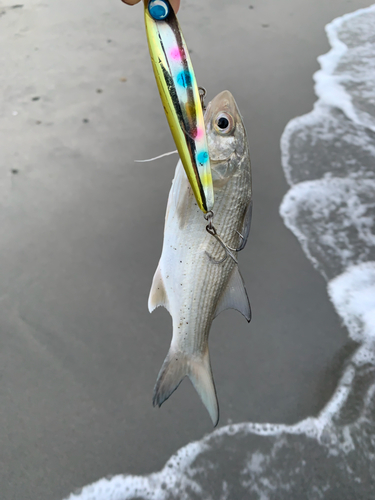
[144,0,214,213]
[149,91,252,426]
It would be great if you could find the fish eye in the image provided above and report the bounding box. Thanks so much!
[148,0,170,20]
[217,117,229,129]
[214,112,234,134]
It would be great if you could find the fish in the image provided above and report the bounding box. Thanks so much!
[148,90,252,426]
[144,0,214,213]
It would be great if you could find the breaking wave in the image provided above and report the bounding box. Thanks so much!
[65,5,375,499]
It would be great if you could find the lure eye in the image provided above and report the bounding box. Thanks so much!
[148,0,170,20]
[214,112,234,134]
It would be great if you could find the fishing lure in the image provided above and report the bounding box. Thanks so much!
[144,0,214,213]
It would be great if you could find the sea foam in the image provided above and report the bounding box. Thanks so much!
[65,5,375,499]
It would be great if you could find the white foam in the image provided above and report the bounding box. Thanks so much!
[65,5,375,499]
[329,262,375,344]
[280,177,375,279]
[314,4,375,131]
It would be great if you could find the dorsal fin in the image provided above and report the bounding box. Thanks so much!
[214,266,251,322]
[148,266,169,313]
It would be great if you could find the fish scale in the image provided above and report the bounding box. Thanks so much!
[190,177,247,347]
[149,91,252,426]
[169,179,243,353]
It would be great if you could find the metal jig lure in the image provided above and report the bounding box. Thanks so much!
[144,0,214,213]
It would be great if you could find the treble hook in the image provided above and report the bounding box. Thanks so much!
[204,211,238,265]
[227,231,245,253]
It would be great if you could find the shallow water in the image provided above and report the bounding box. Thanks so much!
[65,4,375,500]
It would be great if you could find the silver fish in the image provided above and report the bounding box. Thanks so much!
[148,90,252,426]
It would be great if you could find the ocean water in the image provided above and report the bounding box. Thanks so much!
[65,5,375,499]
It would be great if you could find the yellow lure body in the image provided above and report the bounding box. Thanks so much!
[144,0,214,213]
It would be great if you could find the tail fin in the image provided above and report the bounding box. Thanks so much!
[189,351,219,426]
[152,351,188,409]
[153,348,219,426]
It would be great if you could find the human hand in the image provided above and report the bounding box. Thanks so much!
[121,0,180,14]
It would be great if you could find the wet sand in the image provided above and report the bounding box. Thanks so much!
[0,1,371,499]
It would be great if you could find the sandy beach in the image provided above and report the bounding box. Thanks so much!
[0,1,372,499]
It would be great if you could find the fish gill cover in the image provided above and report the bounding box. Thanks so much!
[65,5,375,499]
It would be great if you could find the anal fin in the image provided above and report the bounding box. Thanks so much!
[214,266,251,322]
[148,265,169,313]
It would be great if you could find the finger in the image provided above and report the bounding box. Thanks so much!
[170,0,180,13]
[121,0,141,5]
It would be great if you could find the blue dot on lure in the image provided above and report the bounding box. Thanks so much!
[176,70,192,88]
[148,0,170,20]
[197,151,209,165]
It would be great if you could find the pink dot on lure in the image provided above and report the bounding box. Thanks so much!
[170,47,182,61]
[194,127,204,140]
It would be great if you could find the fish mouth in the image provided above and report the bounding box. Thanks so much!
[209,150,236,166]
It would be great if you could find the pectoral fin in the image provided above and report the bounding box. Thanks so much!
[214,266,251,322]
[237,199,253,252]
[148,266,169,313]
